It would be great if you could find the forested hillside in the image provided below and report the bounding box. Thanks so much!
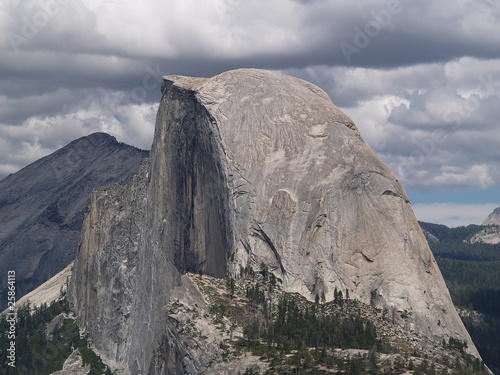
[420,221,500,374]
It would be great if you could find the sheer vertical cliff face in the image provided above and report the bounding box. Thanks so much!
[70,81,234,374]
[178,70,474,349]
[70,69,478,374]
[151,81,232,277]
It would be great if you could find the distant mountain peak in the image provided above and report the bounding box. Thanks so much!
[0,133,148,311]
[64,132,118,149]
[483,207,500,226]
[83,131,117,142]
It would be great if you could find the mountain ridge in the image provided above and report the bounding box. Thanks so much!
[483,207,500,226]
[0,132,148,311]
[419,220,500,374]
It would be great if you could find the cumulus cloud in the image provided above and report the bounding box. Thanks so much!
[0,88,156,179]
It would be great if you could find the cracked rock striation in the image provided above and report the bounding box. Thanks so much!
[70,69,479,374]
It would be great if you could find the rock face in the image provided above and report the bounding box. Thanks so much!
[467,226,500,245]
[422,228,440,243]
[70,159,182,374]
[0,133,147,311]
[51,349,90,375]
[164,274,270,375]
[483,207,500,226]
[466,207,500,244]
[70,69,479,374]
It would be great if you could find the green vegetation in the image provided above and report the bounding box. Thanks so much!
[0,296,110,375]
[0,299,73,374]
[418,222,484,243]
[435,258,500,316]
[236,293,387,374]
[188,265,488,375]
[420,221,500,374]
[248,296,378,352]
[236,283,486,374]
[79,342,111,375]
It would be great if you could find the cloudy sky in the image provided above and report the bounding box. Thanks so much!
[1,0,499,226]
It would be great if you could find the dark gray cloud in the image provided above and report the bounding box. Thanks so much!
[0,0,499,225]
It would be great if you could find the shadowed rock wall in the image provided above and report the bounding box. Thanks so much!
[153,80,232,277]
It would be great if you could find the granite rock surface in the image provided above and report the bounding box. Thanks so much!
[70,69,480,374]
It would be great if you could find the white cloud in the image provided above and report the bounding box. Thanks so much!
[413,203,500,227]
[429,165,495,190]
[0,164,20,176]
[116,102,157,150]
[0,90,156,178]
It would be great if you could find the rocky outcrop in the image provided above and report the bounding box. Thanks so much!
[467,226,500,245]
[70,69,479,374]
[0,133,148,311]
[160,274,269,375]
[422,228,440,243]
[483,207,500,226]
[466,207,500,244]
[51,349,90,375]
